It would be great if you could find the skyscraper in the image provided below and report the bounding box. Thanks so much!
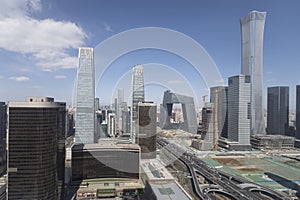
[267,86,289,135]
[137,102,157,159]
[241,10,267,135]
[75,47,95,144]
[296,85,300,139]
[131,65,145,143]
[0,102,6,165]
[210,86,228,138]
[7,97,66,200]
[228,75,251,145]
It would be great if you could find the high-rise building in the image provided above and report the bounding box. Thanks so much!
[131,65,145,143]
[267,86,289,135]
[228,75,251,145]
[137,102,157,159]
[7,97,66,200]
[296,85,300,139]
[0,102,6,165]
[241,10,267,135]
[122,106,131,134]
[107,113,116,137]
[75,47,95,144]
[210,86,228,138]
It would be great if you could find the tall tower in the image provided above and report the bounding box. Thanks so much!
[296,85,300,139]
[131,65,145,144]
[75,47,95,144]
[241,10,267,135]
[7,97,66,200]
[267,86,289,135]
[228,75,251,145]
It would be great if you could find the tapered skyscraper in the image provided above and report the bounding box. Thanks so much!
[131,65,145,143]
[75,47,95,144]
[241,10,267,135]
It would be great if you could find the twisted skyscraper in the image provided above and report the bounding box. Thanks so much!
[241,11,267,135]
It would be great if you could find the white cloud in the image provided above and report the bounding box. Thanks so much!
[55,75,67,79]
[9,76,30,82]
[104,23,113,32]
[0,0,86,71]
[0,0,41,18]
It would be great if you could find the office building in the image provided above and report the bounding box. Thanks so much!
[267,86,289,135]
[107,113,116,137]
[160,90,198,134]
[131,65,145,143]
[251,134,294,150]
[71,141,140,181]
[0,102,6,165]
[210,86,228,138]
[7,97,66,200]
[241,10,267,135]
[228,75,251,145]
[296,85,300,139]
[75,47,95,144]
[137,102,157,159]
[122,107,131,134]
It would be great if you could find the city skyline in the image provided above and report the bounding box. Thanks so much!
[0,1,300,111]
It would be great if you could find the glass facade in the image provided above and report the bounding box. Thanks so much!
[7,99,66,200]
[228,75,251,145]
[267,86,289,135]
[71,144,140,181]
[75,47,95,144]
[131,65,145,143]
[241,11,266,135]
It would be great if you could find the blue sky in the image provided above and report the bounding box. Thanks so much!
[0,0,299,110]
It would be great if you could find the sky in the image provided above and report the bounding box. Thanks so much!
[0,0,300,110]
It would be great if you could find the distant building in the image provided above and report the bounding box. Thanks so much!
[228,75,251,146]
[107,113,116,137]
[7,97,66,200]
[131,65,145,143]
[296,85,300,139]
[122,108,131,134]
[160,90,198,134]
[137,102,157,159]
[251,134,294,150]
[200,103,214,150]
[71,141,140,181]
[75,47,95,144]
[267,86,289,135]
[210,86,228,138]
[241,10,267,135]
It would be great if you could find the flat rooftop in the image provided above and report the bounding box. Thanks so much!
[149,182,191,200]
[141,159,174,182]
[72,139,140,151]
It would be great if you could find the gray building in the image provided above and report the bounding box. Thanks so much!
[296,85,300,139]
[0,102,6,165]
[7,97,66,200]
[267,86,289,135]
[210,86,228,138]
[122,107,131,134]
[228,75,251,145]
[160,90,197,134]
[137,102,157,159]
[75,47,95,144]
[241,10,267,135]
[131,65,145,143]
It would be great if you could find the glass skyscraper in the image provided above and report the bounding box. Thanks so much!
[241,10,267,135]
[267,86,289,135]
[7,97,66,200]
[75,47,95,144]
[131,65,145,144]
[228,75,251,145]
